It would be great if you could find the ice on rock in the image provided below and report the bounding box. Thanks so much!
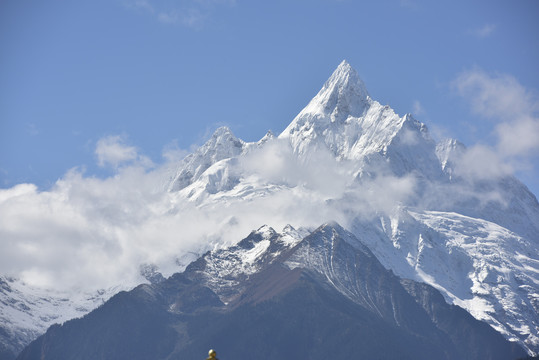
[435,138,466,175]
[279,224,310,246]
[257,130,275,146]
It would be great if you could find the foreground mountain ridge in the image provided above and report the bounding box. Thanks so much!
[2,60,538,358]
[17,223,527,359]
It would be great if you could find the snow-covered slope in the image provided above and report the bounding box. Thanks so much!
[0,276,123,359]
[348,208,539,352]
[168,126,246,192]
[409,210,539,347]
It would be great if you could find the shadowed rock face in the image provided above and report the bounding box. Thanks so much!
[16,224,526,360]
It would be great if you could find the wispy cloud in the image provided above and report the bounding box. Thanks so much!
[161,140,190,163]
[454,144,512,180]
[452,67,539,178]
[95,135,139,168]
[124,0,235,28]
[470,24,496,38]
[157,8,205,28]
[412,100,425,116]
[0,134,418,292]
[126,0,155,13]
[3,68,537,294]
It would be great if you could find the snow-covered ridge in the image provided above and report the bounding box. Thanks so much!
[185,224,308,303]
[168,126,246,192]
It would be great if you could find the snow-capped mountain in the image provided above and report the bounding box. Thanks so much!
[164,60,539,354]
[17,224,527,359]
[3,60,539,358]
[280,61,440,177]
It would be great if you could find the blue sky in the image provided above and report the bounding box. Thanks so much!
[1,0,538,195]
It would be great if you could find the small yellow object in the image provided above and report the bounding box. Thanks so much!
[207,349,217,359]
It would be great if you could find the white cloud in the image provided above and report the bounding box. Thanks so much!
[496,115,539,158]
[240,138,351,196]
[6,109,524,296]
[454,144,512,180]
[0,135,421,292]
[239,138,418,221]
[452,68,539,176]
[0,165,199,290]
[95,135,140,168]
[124,0,234,28]
[453,69,536,120]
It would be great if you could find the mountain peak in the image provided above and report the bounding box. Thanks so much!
[331,59,356,81]
[330,60,365,91]
[255,224,277,238]
[338,59,352,68]
[211,126,235,139]
[280,61,373,144]
[314,60,371,120]
[280,61,410,160]
[168,126,244,192]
